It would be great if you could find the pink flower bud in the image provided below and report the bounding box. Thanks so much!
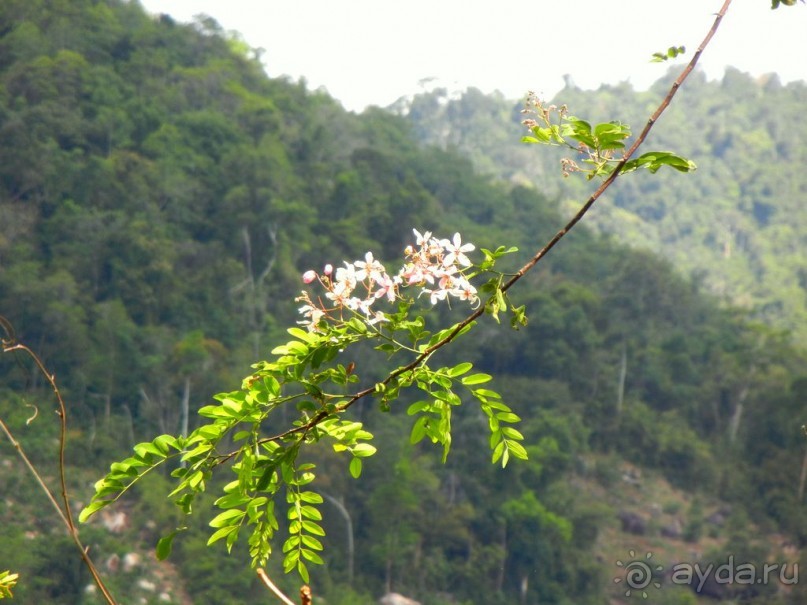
[302,270,317,284]
[323,264,333,276]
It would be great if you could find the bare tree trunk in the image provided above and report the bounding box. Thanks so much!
[180,376,190,437]
[120,404,135,448]
[520,573,528,605]
[616,340,627,416]
[321,492,354,586]
[727,385,748,445]
[496,522,506,593]
[728,361,755,445]
[233,225,278,358]
[139,387,166,435]
[798,448,807,502]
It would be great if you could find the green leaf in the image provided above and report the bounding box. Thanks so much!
[352,443,377,458]
[287,326,317,343]
[348,317,368,334]
[568,118,591,133]
[197,405,231,419]
[462,373,492,385]
[300,505,322,520]
[283,551,298,573]
[214,492,250,509]
[153,434,177,454]
[491,440,505,464]
[301,535,323,550]
[501,427,525,440]
[187,470,205,490]
[209,508,245,528]
[495,412,522,423]
[175,493,194,515]
[79,500,108,523]
[621,151,696,175]
[299,491,324,504]
[285,340,309,356]
[156,530,182,561]
[207,525,238,546]
[301,549,325,565]
[501,448,511,468]
[302,520,326,536]
[407,400,430,415]
[297,560,310,583]
[496,288,506,312]
[349,457,362,478]
[473,388,503,400]
[109,462,137,476]
[651,45,686,61]
[507,440,529,460]
[134,442,166,459]
[410,416,428,444]
[434,389,462,406]
[510,305,528,329]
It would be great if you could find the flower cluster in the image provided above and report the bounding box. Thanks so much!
[297,229,479,331]
[520,91,569,129]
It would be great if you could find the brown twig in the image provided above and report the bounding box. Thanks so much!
[0,418,70,527]
[1,323,118,605]
[256,568,298,605]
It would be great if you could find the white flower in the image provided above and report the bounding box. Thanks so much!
[451,277,479,306]
[334,262,358,293]
[413,229,432,246]
[441,232,475,267]
[427,288,449,305]
[354,252,385,282]
[374,273,401,302]
[297,304,325,331]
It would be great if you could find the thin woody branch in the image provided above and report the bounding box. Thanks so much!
[256,568,299,605]
[1,321,118,605]
[247,0,735,450]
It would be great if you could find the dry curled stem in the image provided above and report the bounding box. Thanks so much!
[1,317,118,605]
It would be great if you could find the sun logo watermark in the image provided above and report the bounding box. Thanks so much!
[614,550,663,598]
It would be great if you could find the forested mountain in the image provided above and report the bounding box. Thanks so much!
[1,2,806,605]
[395,72,807,343]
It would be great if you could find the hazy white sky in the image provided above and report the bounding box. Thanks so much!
[138,0,806,112]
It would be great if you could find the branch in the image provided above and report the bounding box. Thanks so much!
[0,418,70,527]
[1,320,118,605]
[503,0,732,291]
[256,568,298,605]
[251,0,735,447]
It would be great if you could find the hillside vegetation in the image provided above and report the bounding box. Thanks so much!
[1,2,806,604]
